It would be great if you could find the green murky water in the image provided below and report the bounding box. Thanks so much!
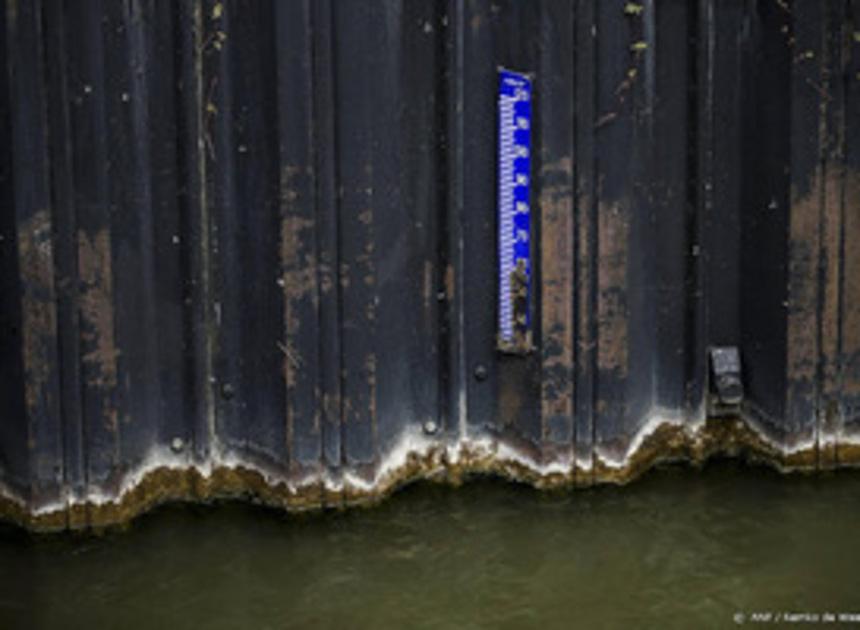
[1,461,859,629]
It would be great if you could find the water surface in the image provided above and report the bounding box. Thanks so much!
[1,461,859,629]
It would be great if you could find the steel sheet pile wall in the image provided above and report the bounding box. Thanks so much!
[1,0,859,529]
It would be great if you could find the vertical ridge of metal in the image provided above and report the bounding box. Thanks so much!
[446,0,467,439]
[572,0,599,480]
[176,0,215,464]
[0,0,30,501]
[309,0,342,482]
[274,0,314,473]
[6,0,64,506]
[41,0,86,511]
[537,0,575,454]
[812,2,830,468]
[833,0,852,465]
[65,0,122,494]
[816,0,848,468]
[205,0,239,456]
[330,0,345,476]
[434,0,450,437]
[685,0,712,418]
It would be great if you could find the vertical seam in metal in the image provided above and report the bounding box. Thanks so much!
[328,0,345,470]
[444,0,468,441]
[195,0,216,462]
[36,0,66,514]
[571,0,579,481]
[813,2,830,470]
[589,0,599,483]
[455,0,467,439]
[434,0,449,437]
[39,0,81,518]
[834,0,851,464]
[296,0,314,474]
[310,0,322,473]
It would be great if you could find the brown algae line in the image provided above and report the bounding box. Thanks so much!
[2,414,860,532]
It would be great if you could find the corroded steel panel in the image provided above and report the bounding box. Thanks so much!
[1,0,859,529]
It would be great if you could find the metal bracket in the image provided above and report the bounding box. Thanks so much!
[708,346,744,416]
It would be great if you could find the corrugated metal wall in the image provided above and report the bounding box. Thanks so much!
[1,0,859,528]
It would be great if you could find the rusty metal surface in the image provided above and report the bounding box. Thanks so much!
[1,0,859,529]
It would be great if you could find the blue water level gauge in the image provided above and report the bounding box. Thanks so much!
[497,68,533,354]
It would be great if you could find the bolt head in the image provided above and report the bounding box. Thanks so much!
[423,420,438,435]
[170,437,184,453]
[474,364,488,381]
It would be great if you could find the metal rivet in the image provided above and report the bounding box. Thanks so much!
[474,364,488,381]
[170,437,184,453]
[221,382,235,400]
[423,420,438,435]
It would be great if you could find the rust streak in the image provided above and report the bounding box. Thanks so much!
[820,163,842,442]
[77,228,119,390]
[539,158,575,429]
[597,201,630,377]
[279,215,316,302]
[843,171,860,396]
[280,164,317,456]
[77,228,118,435]
[365,353,377,427]
[17,210,57,415]
[787,173,822,387]
[444,264,455,301]
[577,192,595,378]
